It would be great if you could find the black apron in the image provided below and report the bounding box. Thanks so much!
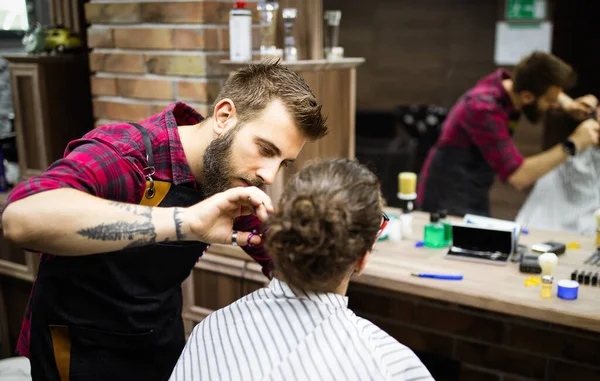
[420,106,521,217]
[29,123,206,381]
[420,144,496,217]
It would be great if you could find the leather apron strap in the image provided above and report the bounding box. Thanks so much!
[130,123,171,206]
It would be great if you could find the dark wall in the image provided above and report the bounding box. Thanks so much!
[323,0,501,110]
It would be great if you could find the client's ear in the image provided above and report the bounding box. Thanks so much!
[354,252,371,276]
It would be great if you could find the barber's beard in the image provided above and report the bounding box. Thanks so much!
[201,126,265,198]
[522,102,543,124]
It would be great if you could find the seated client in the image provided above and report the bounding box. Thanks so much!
[169,158,433,381]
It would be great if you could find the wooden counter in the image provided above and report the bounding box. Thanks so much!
[359,211,600,333]
[207,209,600,333]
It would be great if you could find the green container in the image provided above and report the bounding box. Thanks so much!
[424,213,446,249]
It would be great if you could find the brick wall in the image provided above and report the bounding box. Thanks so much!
[348,283,600,381]
[84,0,259,126]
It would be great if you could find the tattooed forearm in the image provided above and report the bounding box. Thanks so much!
[77,221,157,246]
[174,208,185,240]
[76,202,157,248]
[108,202,153,217]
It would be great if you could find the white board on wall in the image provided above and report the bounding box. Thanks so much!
[494,21,553,65]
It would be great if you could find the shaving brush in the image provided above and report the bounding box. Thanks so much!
[538,253,558,298]
[397,172,417,213]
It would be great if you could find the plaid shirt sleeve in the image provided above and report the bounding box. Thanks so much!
[233,215,273,278]
[463,99,524,182]
[5,137,145,206]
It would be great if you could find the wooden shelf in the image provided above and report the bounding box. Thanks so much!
[219,58,365,72]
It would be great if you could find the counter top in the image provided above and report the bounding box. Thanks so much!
[208,210,600,333]
[219,58,365,71]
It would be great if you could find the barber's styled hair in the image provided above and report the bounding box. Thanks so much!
[264,158,383,292]
[513,51,576,97]
[210,61,328,141]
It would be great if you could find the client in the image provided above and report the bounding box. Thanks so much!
[169,158,433,381]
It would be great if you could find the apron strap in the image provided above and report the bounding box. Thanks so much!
[130,123,154,169]
[130,123,159,201]
[49,325,71,381]
[129,123,173,206]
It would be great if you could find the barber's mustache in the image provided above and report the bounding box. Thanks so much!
[242,178,266,188]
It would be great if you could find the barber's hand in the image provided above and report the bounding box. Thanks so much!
[569,118,600,152]
[564,94,598,120]
[181,186,274,246]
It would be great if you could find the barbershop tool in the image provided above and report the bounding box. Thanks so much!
[411,273,463,280]
[583,252,596,265]
[531,241,566,255]
[570,269,599,287]
[538,253,558,298]
[583,250,600,266]
[524,276,541,287]
[557,280,579,300]
[397,172,417,239]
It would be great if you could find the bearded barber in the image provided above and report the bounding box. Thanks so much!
[1,62,328,381]
[417,51,600,217]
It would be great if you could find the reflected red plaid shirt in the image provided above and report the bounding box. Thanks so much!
[4,101,273,358]
[417,69,524,208]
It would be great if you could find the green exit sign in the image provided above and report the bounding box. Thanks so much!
[506,0,546,20]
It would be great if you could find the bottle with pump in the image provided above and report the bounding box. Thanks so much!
[424,213,446,249]
[229,2,252,62]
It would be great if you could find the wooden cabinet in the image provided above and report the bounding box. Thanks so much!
[182,250,268,335]
[0,194,37,283]
[3,53,93,180]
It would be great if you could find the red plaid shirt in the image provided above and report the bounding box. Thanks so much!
[417,69,524,215]
[5,101,273,358]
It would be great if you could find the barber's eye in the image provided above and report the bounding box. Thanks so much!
[280,161,289,168]
[259,145,274,157]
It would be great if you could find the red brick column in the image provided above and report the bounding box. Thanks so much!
[84,1,258,125]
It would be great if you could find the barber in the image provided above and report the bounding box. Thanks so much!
[418,51,599,217]
[1,63,327,381]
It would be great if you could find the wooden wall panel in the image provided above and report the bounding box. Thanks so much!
[0,276,31,358]
[317,69,354,159]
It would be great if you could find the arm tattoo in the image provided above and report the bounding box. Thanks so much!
[76,202,156,248]
[173,208,185,240]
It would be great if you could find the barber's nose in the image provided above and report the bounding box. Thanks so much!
[256,162,280,185]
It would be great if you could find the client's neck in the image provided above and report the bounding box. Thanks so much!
[333,274,351,296]
[276,272,352,296]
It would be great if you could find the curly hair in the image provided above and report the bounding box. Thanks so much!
[264,158,383,292]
